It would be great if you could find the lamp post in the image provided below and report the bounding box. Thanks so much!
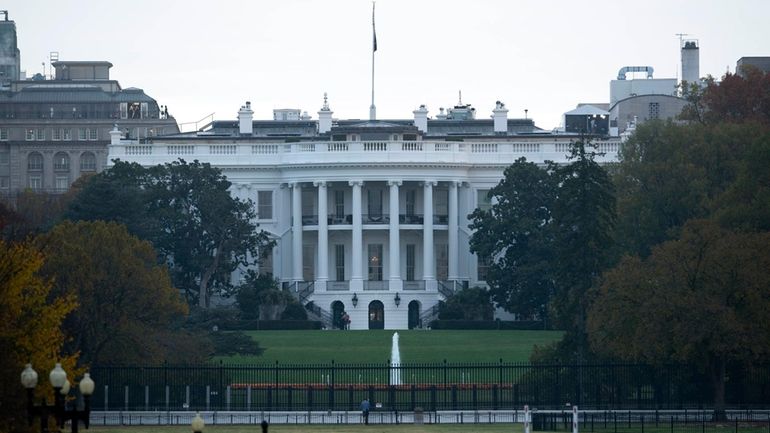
[352,293,359,308]
[21,363,94,433]
[394,293,401,307]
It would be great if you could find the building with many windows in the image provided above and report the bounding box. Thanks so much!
[109,97,622,330]
[0,13,178,197]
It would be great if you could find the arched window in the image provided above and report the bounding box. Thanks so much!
[53,152,69,171]
[368,300,384,330]
[28,152,43,171]
[80,152,96,172]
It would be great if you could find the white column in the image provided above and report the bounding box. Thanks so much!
[291,182,303,282]
[315,181,328,291]
[388,180,402,291]
[350,180,363,291]
[448,181,459,281]
[423,180,436,290]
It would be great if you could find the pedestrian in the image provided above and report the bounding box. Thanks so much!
[360,397,370,425]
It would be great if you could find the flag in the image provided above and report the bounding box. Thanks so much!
[372,2,377,52]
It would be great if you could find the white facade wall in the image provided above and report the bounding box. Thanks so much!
[109,137,621,329]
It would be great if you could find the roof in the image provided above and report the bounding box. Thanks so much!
[564,105,610,116]
[0,85,157,104]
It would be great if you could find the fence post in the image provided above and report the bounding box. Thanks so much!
[145,385,149,411]
[104,385,108,411]
[226,386,231,411]
[185,385,190,411]
[573,405,579,433]
[247,386,251,411]
[524,405,531,433]
[165,385,169,412]
[124,385,129,412]
[206,385,210,411]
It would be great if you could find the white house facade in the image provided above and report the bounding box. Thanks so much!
[108,98,622,330]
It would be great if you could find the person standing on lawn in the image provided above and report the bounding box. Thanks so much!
[360,397,371,425]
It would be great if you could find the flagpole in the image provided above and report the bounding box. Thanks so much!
[369,1,376,121]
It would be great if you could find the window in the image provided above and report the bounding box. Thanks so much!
[140,103,149,119]
[477,189,492,211]
[88,128,98,140]
[477,254,491,282]
[78,128,87,141]
[0,176,9,189]
[405,190,416,216]
[335,244,345,281]
[120,102,128,119]
[648,102,660,120]
[258,191,273,219]
[406,244,416,281]
[52,128,61,140]
[302,190,315,223]
[367,189,382,218]
[0,128,8,140]
[62,128,72,140]
[55,176,69,191]
[36,128,45,141]
[368,244,383,281]
[80,152,96,171]
[26,128,35,141]
[334,190,344,218]
[28,175,42,190]
[0,151,8,165]
[435,188,448,222]
[53,152,69,171]
[436,243,448,281]
[28,152,43,171]
[260,250,274,276]
[302,244,315,281]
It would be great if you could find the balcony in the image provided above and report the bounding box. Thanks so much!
[364,280,388,291]
[403,281,426,291]
[302,214,318,225]
[110,140,622,168]
[399,214,423,224]
[328,281,350,291]
[362,214,388,224]
[329,214,352,225]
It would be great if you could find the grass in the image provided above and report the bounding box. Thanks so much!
[215,330,563,364]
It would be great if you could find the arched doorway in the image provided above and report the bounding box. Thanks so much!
[331,301,345,329]
[408,300,421,329]
[368,300,384,329]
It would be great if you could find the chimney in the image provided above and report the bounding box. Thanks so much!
[413,105,429,133]
[110,124,123,145]
[681,40,700,85]
[238,101,254,135]
[492,101,508,134]
[318,93,333,134]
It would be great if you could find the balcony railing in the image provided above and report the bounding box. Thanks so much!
[399,214,423,224]
[302,215,318,225]
[327,281,350,291]
[110,140,622,167]
[362,214,388,224]
[364,280,387,291]
[329,214,352,225]
[403,281,426,291]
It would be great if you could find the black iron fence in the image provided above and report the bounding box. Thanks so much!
[89,362,770,412]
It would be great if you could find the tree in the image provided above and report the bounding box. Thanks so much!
[588,220,770,414]
[66,159,275,307]
[0,240,78,433]
[681,67,770,126]
[469,158,558,317]
[469,140,616,358]
[235,271,301,320]
[438,286,494,321]
[35,220,193,364]
[550,139,616,347]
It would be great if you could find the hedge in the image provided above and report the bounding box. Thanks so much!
[220,320,323,331]
[429,320,547,330]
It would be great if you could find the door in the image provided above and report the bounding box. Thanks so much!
[408,300,420,329]
[368,300,384,329]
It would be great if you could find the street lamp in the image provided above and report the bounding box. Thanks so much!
[352,293,359,307]
[21,363,94,433]
[394,293,401,307]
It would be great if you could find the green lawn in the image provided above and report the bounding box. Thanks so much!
[216,330,562,364]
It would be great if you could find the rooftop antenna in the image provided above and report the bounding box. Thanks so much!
[458,90,464,106]
[524,109,528,120]
[369,1,377,121]
[49,52,59,80]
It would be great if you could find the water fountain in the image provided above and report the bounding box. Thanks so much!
[390,332,401,385]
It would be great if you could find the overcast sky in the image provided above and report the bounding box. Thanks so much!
[5,0,769,130]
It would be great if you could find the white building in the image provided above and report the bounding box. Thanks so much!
[108,97,622,330]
